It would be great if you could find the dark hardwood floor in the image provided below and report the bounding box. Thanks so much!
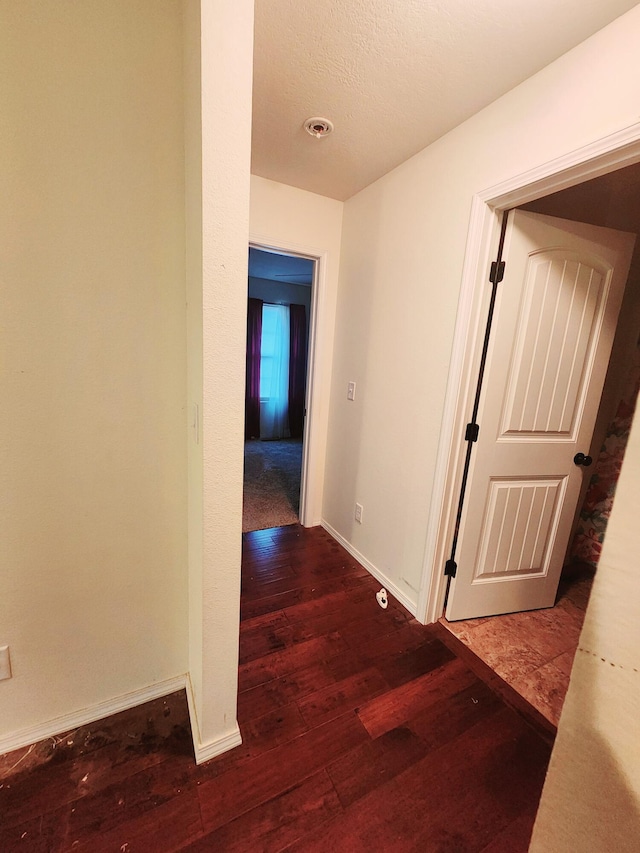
[0,525,553,852]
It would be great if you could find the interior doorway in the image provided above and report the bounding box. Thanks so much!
[437,161,640,725]
[243,246,316,532]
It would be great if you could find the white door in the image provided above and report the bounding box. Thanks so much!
[446,210,635,621]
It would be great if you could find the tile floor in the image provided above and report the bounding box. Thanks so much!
[440,566,594,726]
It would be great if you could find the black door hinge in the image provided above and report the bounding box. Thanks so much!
[465,422,479,443]
[444,559,457,578]
[489,260,505,284]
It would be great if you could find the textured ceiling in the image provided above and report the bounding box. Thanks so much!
[252,0,638,201]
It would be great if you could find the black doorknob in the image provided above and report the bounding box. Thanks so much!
[574,452,593,467]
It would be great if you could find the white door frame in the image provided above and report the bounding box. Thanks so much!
[248,237,326,528]
[417,121,640,625]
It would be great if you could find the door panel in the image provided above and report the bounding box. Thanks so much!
[502,250,607,437]
[475,476,564,580]
[446,211,635,621]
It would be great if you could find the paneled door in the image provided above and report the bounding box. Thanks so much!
[446,210,635,621]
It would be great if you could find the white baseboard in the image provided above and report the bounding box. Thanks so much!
[193,725,243,765]
[0,675,188,756]
[321,520,417,617]
[183,672,243,765]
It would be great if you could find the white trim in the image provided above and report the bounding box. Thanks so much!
[0,675,188,756]
[417,195,500,625]
[249,235,326,527]
[183,673,243,765]
[417,120,640,625]
[321,520,417,616]
[192,723,243,765]
[478,121,640,210]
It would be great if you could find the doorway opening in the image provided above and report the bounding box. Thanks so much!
[428,147,640,726]
[243,246,316,532]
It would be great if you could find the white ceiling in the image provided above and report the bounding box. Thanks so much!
[252,0,638,201]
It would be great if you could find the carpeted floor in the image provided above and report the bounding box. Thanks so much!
[243,438,303,532]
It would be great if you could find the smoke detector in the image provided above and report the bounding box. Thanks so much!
[304,117,334,138]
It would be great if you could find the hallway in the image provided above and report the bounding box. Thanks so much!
[0,526,552,851]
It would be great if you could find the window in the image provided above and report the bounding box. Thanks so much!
[259,304,290,439]
[259,304,281,399]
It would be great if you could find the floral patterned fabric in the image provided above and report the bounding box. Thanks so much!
[569,346,640,569]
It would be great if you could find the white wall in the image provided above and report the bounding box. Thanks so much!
[250,176,343,526]
[323,4,640,613]
[184,0,254,762]
[0,1,187,746]
[531,385,640,850]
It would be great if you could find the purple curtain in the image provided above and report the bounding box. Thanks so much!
[245,298,263,440]
[288,304,307,438]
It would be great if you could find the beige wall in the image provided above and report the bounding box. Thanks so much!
[250,176,343,526]
[531,389,640,850]
[323,5,640,613]
[0,1,188,744]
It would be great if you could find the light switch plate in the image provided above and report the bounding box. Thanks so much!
[347,381,356,401]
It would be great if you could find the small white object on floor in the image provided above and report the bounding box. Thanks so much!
[376,588,388,609]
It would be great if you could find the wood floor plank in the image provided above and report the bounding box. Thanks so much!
[0,815,52,853]
[240,576,349,621]
[357,656,477,738]
[197,711,369,832]
[237,661,336,723]
[283,582,380,624]
[346,618,432,661]
[287,707,550,853]
[240,701,309,755]
[239,608,290,633]
[1,524,552,852]
[243,595,408,657]
[257,631,350,678]
[478,811,539,853]
[72,788,202,853]
[297,667,389,727]
[241,560,369,601]
[407,678,503,750]
[373,636,456,688]
[45,756,198,852]
[433,621,557,743]
[237,655,280,692]
[0,695,193,830]
[239,623,298,665]
[338,607,412,648]
[327,725,428,808]
[181,770,343,853]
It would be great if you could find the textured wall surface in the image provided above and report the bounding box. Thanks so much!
[189,0,255,756]
[323,5,640,612]
[0,1,188,741]
[250,176,343,527]
[531,387,640,850]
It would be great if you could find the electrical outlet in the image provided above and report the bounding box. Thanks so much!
[0,646,11,681]
[355,502,363,523]
[347,381,356,401]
